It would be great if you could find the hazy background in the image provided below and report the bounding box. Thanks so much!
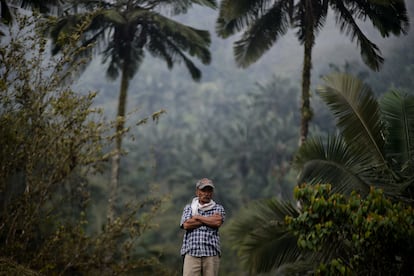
[70,2,414,274]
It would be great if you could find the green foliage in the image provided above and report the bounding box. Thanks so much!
[295,73,414,200]
[226,73,414,275]
[227,198,301,274]
[287,184,414,275]
[0,13,168,275]
[288,74,414,274]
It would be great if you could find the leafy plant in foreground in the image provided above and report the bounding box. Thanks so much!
[287,184,414,275]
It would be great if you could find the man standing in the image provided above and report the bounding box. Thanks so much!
[180,178,226,276]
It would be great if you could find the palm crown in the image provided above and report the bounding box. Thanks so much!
[50,0,215,82]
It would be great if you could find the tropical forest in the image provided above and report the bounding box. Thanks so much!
[1,0,414,275]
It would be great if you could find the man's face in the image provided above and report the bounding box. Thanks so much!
[196,186,213,204]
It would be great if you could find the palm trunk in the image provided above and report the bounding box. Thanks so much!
[299,2,315,146]
[107,62,130,223]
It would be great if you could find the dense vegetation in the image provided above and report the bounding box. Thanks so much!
[1,0,414,275]
[229,73,414,274]
[0,13,171,275]
[288,184,414,275]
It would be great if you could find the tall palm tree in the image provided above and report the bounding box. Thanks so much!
[50,0,216,222]
[216,0,409,145]
[229,73,414,273]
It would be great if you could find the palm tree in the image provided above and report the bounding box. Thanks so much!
[229,73,414,273]
[50,0,216,222]
[294,73,414,202]
[216,0,409,145]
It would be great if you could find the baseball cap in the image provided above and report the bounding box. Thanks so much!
[196,178,215,189]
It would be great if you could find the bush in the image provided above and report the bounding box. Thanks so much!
[0,13,168,275]
[286,184,414,275]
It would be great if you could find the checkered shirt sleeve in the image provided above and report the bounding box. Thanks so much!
[180,203,226,257]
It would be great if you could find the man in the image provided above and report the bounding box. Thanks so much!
[180,178,226,276]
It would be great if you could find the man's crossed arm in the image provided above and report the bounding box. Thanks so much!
[182,213,223,230]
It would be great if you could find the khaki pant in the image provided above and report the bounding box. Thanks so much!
[183,254,220,276]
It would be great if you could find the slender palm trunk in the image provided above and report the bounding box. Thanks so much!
[299,1,315,146]
[108,62,130,223]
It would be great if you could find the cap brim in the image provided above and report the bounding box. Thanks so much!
[198,184,215,189]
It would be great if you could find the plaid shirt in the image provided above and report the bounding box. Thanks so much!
[180,202,225,257]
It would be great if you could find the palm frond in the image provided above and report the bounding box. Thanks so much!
[233,3,290,68]
[380,90,414,201]
[147,31,202,80]
[229,198,302,273]
[360,0,409,37]
[133,12,210,80]
[329,1,384,70]
[294,136,371,195]
[216,0,277,38]
[317,73,387,167]
[380,91,414,167]
[150,12,211,62]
